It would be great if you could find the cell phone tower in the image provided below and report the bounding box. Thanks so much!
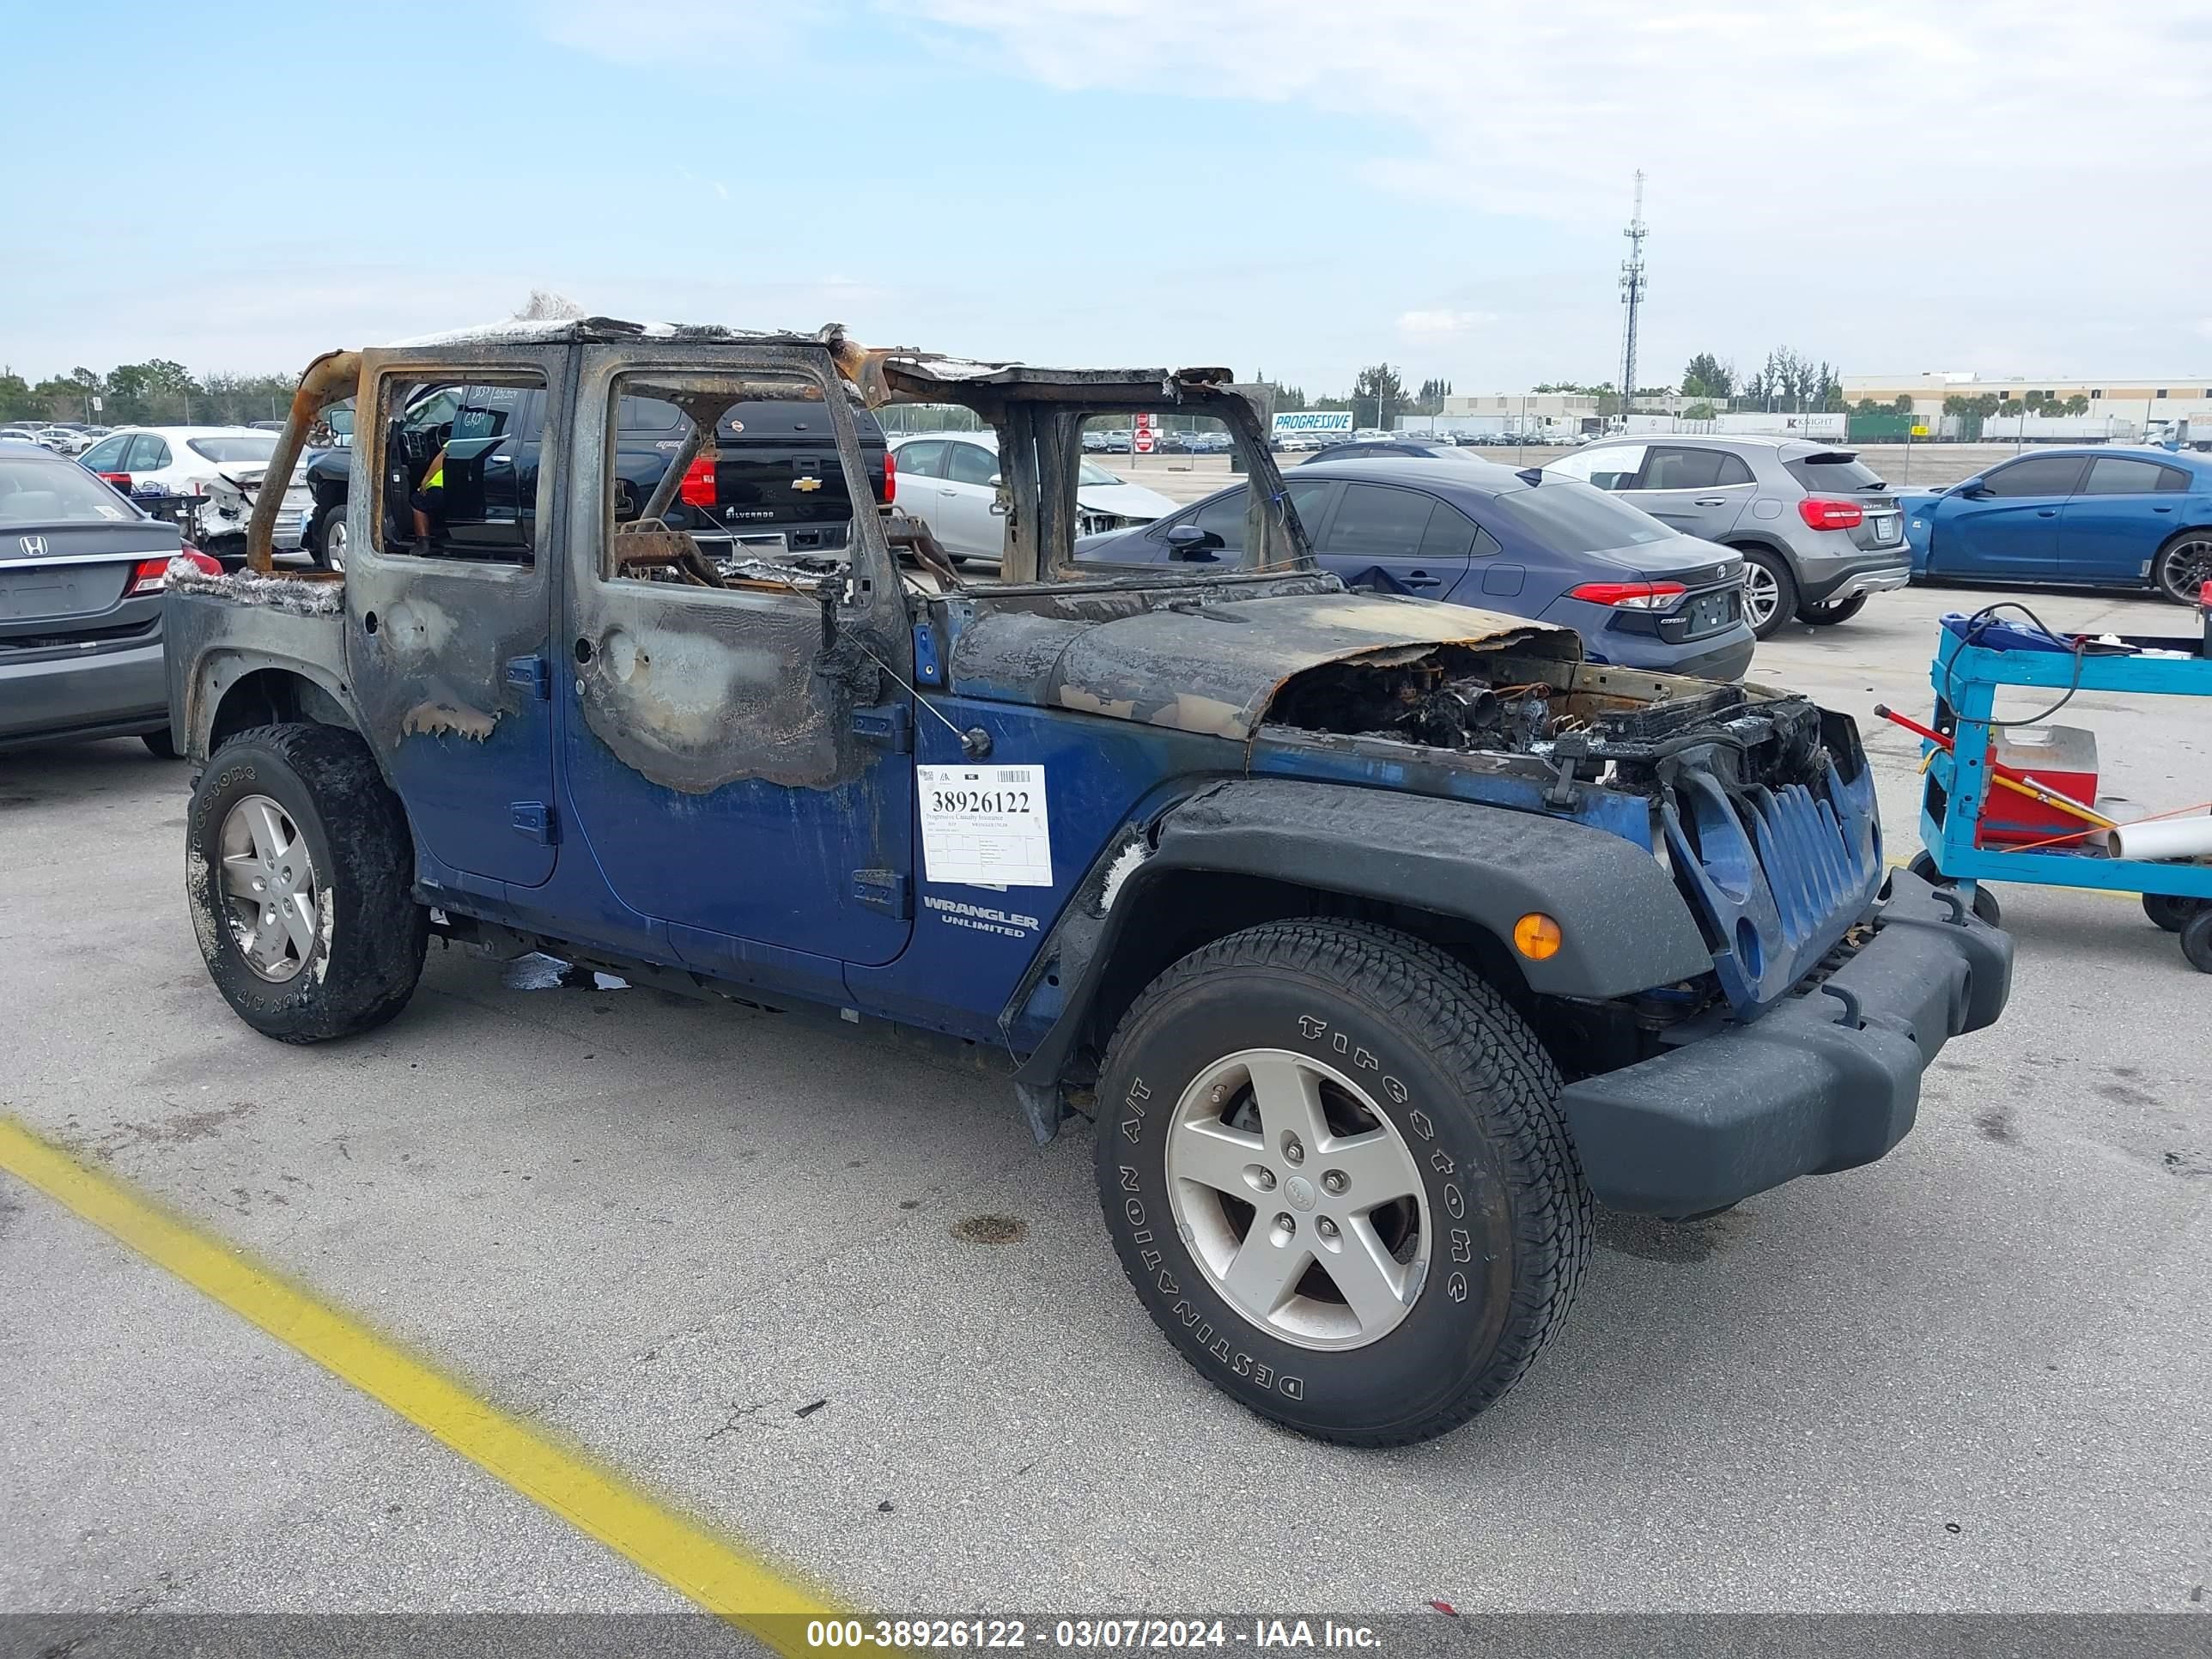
[1618,171,1648,423]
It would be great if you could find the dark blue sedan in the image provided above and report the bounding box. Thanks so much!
[1077,457,1756,680]
[1902,446,2212,605]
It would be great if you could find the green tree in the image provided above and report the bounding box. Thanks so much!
[32,376,91,421]
[1681,353,1735,400]
[1352,363,1407,430]
[106,358,204,424]
[0,370,34,421]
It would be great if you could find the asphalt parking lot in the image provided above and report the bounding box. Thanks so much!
[3,580,2209,1620]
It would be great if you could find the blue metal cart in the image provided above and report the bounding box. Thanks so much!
[1907,612,2212,971]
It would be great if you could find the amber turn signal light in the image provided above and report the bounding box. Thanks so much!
[1512,912,1563,960]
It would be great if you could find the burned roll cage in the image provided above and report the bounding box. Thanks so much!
[244,323,1315,588]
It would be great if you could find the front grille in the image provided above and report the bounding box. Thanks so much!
[1661,755,1884,1013]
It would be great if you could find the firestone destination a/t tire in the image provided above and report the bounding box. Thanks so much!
[1095,919,1591,1446]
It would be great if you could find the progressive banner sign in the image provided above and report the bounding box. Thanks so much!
[1271,411,1354,437]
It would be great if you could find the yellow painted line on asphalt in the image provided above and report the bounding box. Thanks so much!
[0,1116,839,1651]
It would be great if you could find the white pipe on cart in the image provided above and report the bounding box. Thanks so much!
[2107,817,2212,862]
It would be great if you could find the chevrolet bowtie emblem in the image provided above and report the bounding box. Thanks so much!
[792,476,823,492]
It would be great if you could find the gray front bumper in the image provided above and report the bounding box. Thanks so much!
[1557,870,2012,1216]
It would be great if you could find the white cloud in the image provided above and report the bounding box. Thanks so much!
[1398,309,1497,337]
[902,0,2212,374]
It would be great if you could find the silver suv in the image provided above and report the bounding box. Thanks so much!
[1547,435,1909,638]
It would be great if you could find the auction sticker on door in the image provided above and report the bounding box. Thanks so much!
[917,765,1053,886]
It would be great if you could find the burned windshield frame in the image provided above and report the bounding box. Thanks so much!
[863,374,1310,586]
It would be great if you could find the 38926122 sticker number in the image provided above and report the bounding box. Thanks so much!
[916,764,1052,888]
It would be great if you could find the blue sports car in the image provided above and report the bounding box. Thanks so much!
[1901,446,2212,605]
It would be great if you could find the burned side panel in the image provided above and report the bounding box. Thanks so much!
[573,587,886,794]
[343,561,539,746]
[562,343,914,798]
[164,584,357,765]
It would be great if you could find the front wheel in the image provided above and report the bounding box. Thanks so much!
[1737,548,1799,640]
[1797,592,1868,627]
[309,504,349,574]
[2154,532,2212,606]
[1094,919,1591,1446]
[185,723,426,1042]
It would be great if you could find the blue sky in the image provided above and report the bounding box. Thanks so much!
[3,0,2207,396]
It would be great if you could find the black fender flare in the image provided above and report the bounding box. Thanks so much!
[1009,776,1712,1092]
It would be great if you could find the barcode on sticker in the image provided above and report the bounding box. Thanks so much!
[996,768,1037,783]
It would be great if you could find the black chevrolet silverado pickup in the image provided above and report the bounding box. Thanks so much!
[302,383,890,572]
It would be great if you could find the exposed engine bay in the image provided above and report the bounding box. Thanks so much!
[1263,643,1841,798]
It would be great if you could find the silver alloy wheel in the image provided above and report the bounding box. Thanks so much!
[1741,559,1782,629]
[325,515,348,573]
[2159,534,2212,605]
[1164,1048,1431,1351]
[218,794,322,982]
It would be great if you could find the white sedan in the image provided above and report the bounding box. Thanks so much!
[76,426,312,556]
[890,432,1179,561]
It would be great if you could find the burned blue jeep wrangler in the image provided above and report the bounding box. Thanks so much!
[166,319,2010,1444]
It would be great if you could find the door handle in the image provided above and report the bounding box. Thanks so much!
[1401,572,1442,589]
[2036,508,2058,517]
[1692,496,1728,507]
[2154,505,2174,514]
[938,487,957,496]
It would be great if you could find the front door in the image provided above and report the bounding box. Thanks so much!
[343,353,563,891]
[559,348,915,976]
[1936,453,2087,580]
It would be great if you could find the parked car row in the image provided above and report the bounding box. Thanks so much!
[2,420,109,456]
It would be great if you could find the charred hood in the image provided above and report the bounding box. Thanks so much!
[939,578,1579,740]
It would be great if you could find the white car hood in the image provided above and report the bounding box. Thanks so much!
[1076,478,1178,520]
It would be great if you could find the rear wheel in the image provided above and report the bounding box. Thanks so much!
[1094,919,1591,1446]
[185,723,425,1042]
[2153,531,2212,606]
[1736,548,1798,640]
[2182,909,2212,974]
[1797,592,1868,627]
[2143,892,2201,933]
